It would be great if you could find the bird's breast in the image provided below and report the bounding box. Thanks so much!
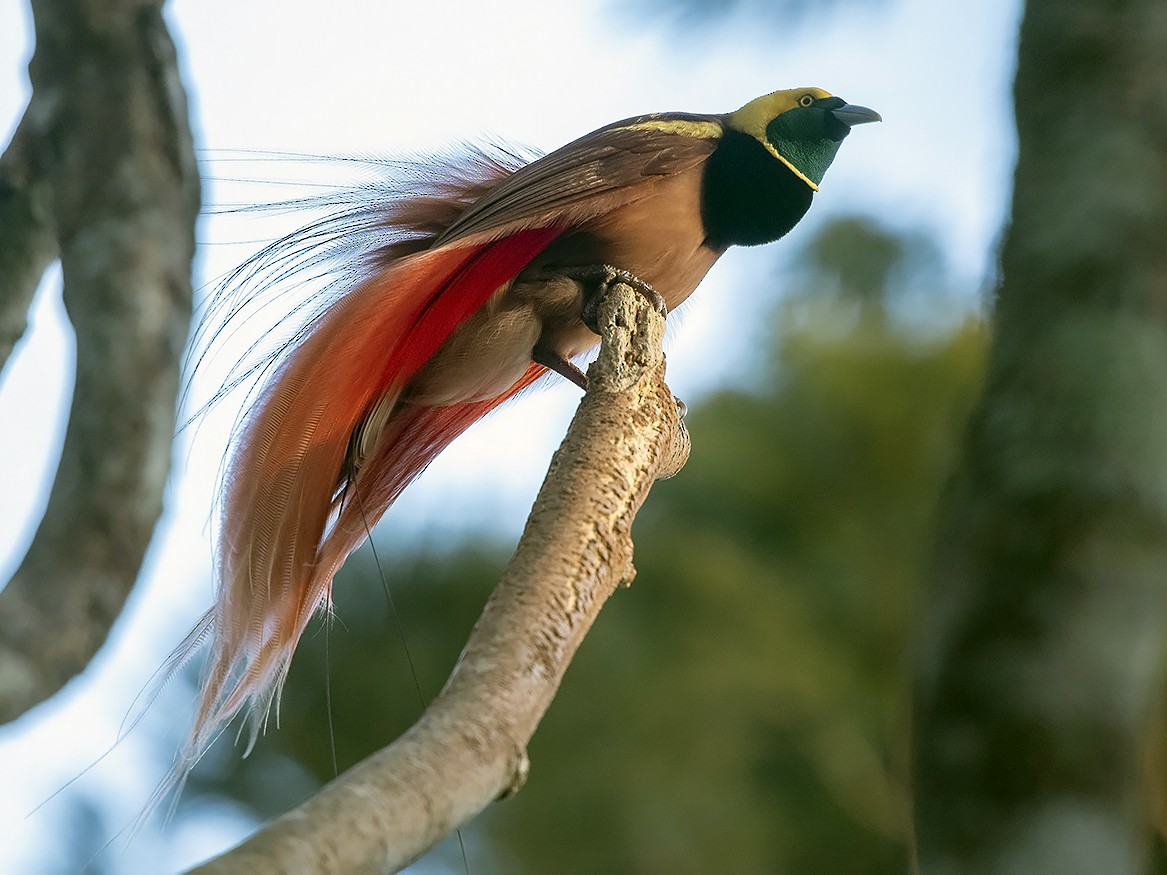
[527,167,722,307]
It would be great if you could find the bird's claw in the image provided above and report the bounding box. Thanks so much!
[568,265,667,335]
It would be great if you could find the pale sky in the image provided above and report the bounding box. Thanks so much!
[0,0,1022,869]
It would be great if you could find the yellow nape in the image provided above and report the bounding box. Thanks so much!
[727,87,834,139]
[618,118,724,139]
[725,86,834,191]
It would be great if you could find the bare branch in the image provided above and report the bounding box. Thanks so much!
[0,0,199,724]
[0,111,56,370]
[187,283,689,874]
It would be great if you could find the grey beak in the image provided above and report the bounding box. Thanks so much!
[830,103,882,126]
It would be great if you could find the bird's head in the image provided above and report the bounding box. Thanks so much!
[726,87,881,191]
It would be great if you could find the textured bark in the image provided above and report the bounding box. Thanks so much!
[0,0,199,723]
[0,114,55,369]
[913,1,1167,872]
[187,283,689,874]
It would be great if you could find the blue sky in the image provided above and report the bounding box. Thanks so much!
[0,0,1022,869]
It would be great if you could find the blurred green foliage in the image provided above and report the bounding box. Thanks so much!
[183,217,986,873]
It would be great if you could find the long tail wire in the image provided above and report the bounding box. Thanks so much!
[355,491,473,875]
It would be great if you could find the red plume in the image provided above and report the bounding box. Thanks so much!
[168,148,558,787]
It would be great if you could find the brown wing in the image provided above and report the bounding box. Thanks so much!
[434,112,725,246]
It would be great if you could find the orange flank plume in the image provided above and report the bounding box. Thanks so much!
[181,224,561,772]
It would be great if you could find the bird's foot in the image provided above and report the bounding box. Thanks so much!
[566,265,667,335]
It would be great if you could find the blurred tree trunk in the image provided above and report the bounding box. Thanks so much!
[913,0,1167,872]
[0,0,198,723]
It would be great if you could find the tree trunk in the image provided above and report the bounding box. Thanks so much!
[913,1,1167,872]
[0,0,199,724]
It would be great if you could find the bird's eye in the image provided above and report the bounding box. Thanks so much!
[798,94,815,107]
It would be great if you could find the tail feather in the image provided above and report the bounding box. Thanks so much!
[186,144,532,425]
[172,221,561,787]
[325,361,549,574]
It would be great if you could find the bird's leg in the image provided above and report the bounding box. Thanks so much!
[564,265,667,335]
[532,342,588,390]
[532,265,670,392]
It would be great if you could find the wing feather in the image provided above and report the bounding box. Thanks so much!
[436,112,723,244]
